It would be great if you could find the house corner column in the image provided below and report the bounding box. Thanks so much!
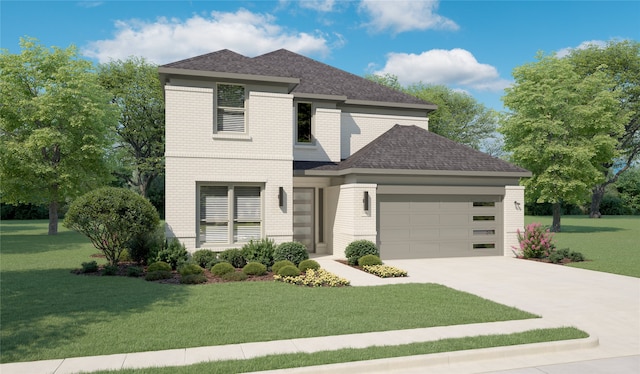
[503,185,525,256]
[332,183,377,259]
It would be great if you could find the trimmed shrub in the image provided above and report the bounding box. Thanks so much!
[222,271,248,282]
[192,249,218,268]
[514,223,555,259]
[180,274,207,284]
[243,262,267,276]
[272,260,295,274]
[147,261,172,273]
[81,261,99,273]
[127,225,165,265]
[64,187,160,265]
[178,263,204,276]
[298,259,320,272]
[345,240,379,266]
[358,254,383,266]
[241,238,276,268]
[126,266,143,277]
[156,238,189,270]
[211,262,235,277]
[218,248,246,268]
[145,270,172,281]
[277,265,301,277]
[569,251,585,262]
[102,264,118,276]
[273,242,309,266]
[549,251,565,264]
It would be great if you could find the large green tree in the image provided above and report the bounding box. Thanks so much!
[97,57,165,197]
[566,40,640,217]
[365,74,498,150]
[406,84,499,150]
[500,53,627,232]
[0,38,117,235]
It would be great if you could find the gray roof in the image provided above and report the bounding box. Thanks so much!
[295,125,530,176]
[160,49,433,108]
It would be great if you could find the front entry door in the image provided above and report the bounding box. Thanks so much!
[293,188,314,252]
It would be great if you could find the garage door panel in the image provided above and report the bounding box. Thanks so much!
[378,194,502,259]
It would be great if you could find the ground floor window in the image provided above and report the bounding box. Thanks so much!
[199,185,262,245]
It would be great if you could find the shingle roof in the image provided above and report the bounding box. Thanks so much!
[160,49,433,108]
[295,125,530,175]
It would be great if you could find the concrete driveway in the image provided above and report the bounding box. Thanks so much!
[340,256,640,373]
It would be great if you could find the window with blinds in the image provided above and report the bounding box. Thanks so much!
[216,84,245,132]
[199,185,261,245]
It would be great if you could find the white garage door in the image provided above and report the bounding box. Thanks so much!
[378,194,502,259]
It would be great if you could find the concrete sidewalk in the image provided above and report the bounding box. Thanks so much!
[1,256,638,374]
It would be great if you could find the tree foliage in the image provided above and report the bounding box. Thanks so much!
[500,52,627,231]
[566,40,640,217]
[97,57,165,197]
[64,187,160,265]
[365,74,498,149]
[0,37,117,235]
[406,84,499,150]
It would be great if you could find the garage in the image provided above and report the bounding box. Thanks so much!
[377,193,503,259]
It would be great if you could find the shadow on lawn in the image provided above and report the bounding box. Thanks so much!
[558,225,624,234]
[0,268,187,363]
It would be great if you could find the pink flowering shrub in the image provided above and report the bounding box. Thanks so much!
[513,223,555,259]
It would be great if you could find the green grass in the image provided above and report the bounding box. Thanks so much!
[95,327,588,374]
[525,215,640,277]
[1,220,540,363]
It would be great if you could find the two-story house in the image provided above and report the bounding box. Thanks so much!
[159,49,530,259]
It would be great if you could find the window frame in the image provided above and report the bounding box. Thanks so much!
[295,101,314,145]
[198,184,263,246]
[215,83,247,133]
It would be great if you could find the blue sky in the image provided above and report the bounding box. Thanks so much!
[2,0,639,111]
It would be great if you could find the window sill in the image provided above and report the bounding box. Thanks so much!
[212,133,252,141]
[294,143,318,149]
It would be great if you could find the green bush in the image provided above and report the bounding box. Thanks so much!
[118,249,132,263]
[81,261,99,273]
[241,238,276,268]
[221,271,248,282]
[272,260,295,274]
[156,238,189,270]
[242,262,267,276]
[298,259,320,272]
[549,251,565,264]
[273,242,309,266]
[145,270,172,281]
[345,240,379,265]
[277,265,301,277]
[178,263,204,276]
[569,251,585,262]
[192,249,218,268]
[180,274,207,284]
[218,248,246,268]
[126,266,143,277]
[358,254,383,266]
[64,187,160,265]
[147,261,172,273]
[211,262,235,277]
[127,225,165,265]
[102,264,118,276]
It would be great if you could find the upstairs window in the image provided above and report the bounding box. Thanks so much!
[297,102,312,143]
[217,84,245,132]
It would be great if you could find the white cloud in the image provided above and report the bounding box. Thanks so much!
[82,9,332,64]
[299,0,337,12]
[374,49,510,92]
[556,39,608,58]
[359,0,458,34]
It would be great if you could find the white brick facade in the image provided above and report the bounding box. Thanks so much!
[330,184,378,259]
[503,185,526,256]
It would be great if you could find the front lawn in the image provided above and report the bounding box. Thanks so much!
[525,216,640,277]
[1,220,538,363]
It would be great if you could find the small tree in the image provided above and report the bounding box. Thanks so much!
[64,187,160,265]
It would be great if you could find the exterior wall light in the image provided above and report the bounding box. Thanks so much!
[279,187,284,207]
[363,191,369,211]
